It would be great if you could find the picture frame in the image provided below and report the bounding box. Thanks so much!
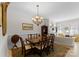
[1,2,9,36]
[22,23,33,30]
[0,4,2,27]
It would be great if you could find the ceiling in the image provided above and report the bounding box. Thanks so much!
[9,2,79,22]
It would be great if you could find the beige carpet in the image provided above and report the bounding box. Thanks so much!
[8,43,71,57]
[48,44,70,57]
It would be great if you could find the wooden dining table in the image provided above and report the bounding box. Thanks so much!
[23,34,54,56]
[25,35,51,49]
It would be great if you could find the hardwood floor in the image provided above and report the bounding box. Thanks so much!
[66,42,79,57]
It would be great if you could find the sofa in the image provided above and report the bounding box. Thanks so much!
[54,36,74,47]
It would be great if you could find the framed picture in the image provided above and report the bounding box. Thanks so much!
[1,2,9,36]
[22,23,33,30]
[0,4,2,27]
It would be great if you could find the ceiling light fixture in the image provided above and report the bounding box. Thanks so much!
[32,5,43,26]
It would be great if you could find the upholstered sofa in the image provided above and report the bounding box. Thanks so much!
[74,35,79,42]
[54,36,74,47]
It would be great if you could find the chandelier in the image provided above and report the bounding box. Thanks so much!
[32,5,43,26]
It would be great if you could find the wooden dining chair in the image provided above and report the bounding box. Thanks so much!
[41,37,50,55]
[11,34,33,57]
[11,34,26,56]
[25,34,44,56]
[20,37,37,57]
[11,34,20,48]
[20,37,42,57]
[19,37,26,56]
[24,38,42,57]
[49,34,55,51]
[28,34,32,40]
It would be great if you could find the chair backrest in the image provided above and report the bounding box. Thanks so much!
[11,34,20,48]
[11,34,25,55]
[49,34,55,46]
[19,37,26,55]
[42,34,47,41]
[28,34,33,40]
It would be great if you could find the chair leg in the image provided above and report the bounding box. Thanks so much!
[52,44,54,51]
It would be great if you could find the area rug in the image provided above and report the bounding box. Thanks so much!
[48,44,70,57]
[8,43,71,57]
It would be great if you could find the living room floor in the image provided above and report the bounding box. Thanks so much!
[66,42,79,57]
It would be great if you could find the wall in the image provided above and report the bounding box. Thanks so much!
[0,4,8,57]
[0,2,48,56]
[48,19,57,35]
[7,3,48,36]
[0,33,8,57]
[56,18,79,35]
[7,3,49,49]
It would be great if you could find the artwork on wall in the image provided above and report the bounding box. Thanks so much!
[0,2,9,36]
[0,5,2,27]
[22,23,33,30]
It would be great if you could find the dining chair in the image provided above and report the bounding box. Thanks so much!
[49,34,55,51]
[11,34,34,57]
[41,38,50,55]
[11,34,20,48]
[24,36,44,57]
[11,34,26,56]
[20,37,37,57]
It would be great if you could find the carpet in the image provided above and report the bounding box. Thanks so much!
[48,44,70,57]
[8,43,71,57]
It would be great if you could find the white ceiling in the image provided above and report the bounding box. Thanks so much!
[9,2,79,22]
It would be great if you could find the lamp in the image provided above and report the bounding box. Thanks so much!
[32,5,43,26]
